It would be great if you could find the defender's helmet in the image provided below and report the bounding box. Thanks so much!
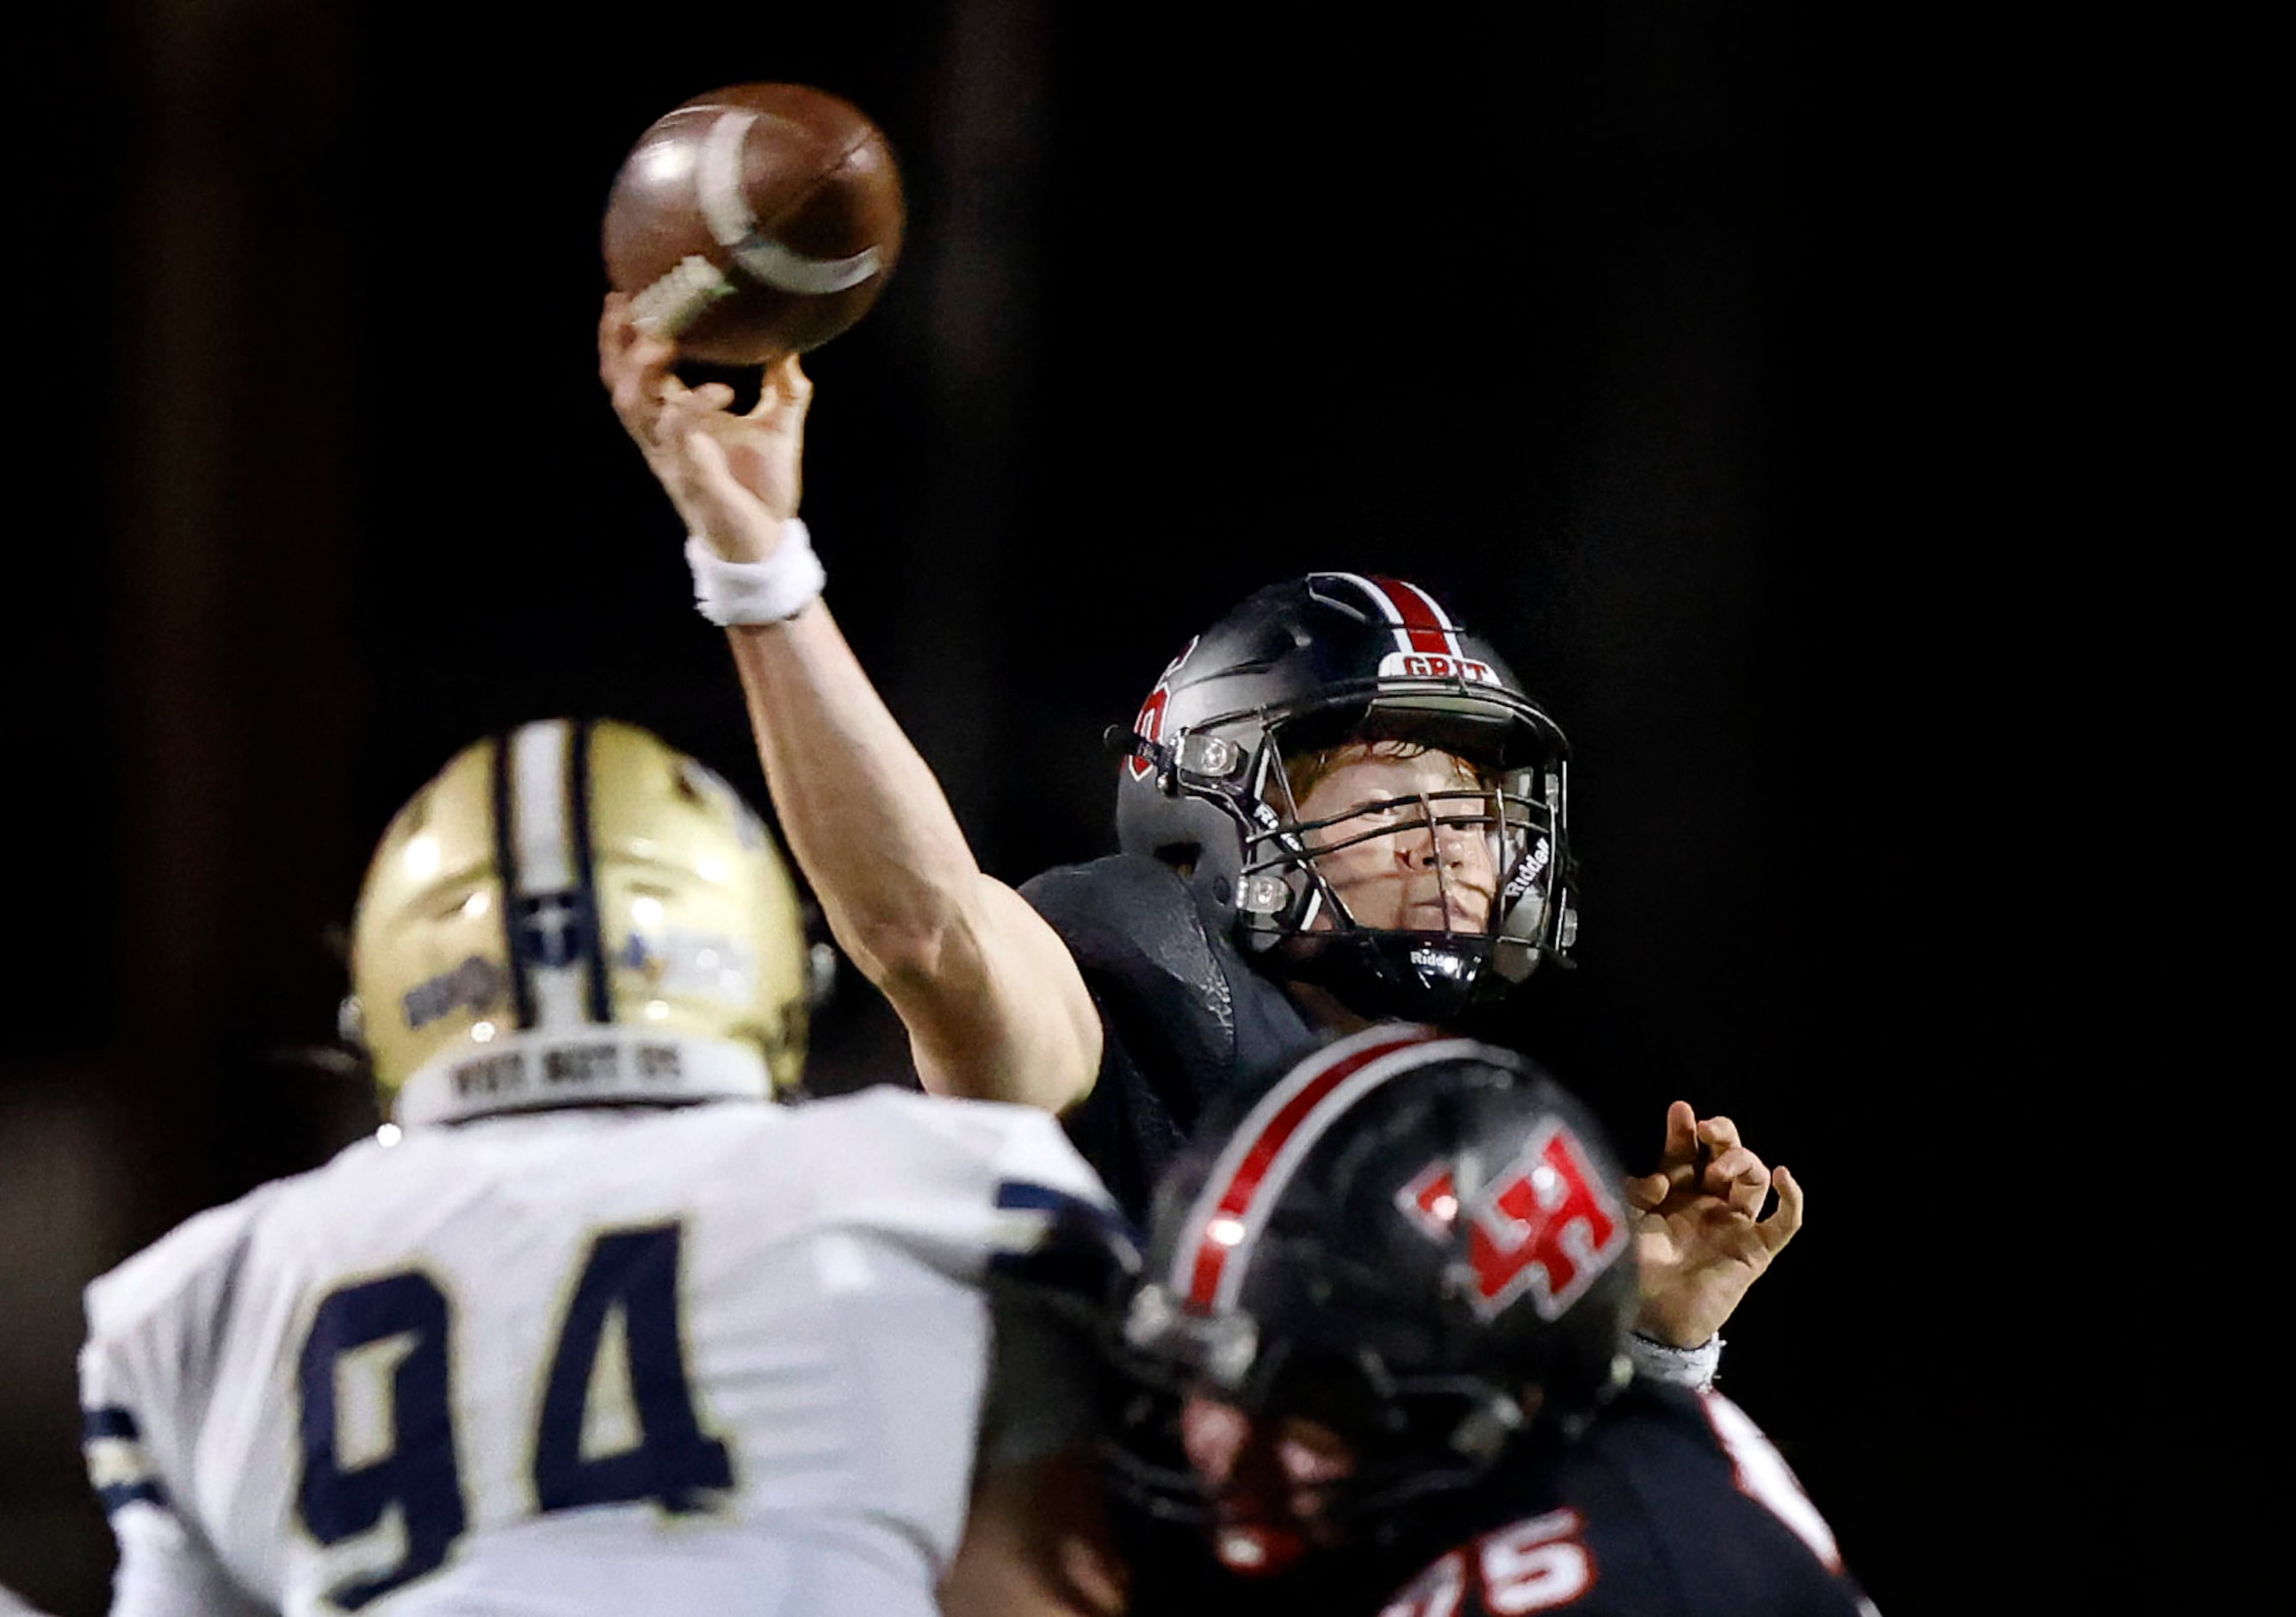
[1114,574,1575,1022]
[347,718,812,1125]
[1110,1025,1637,1551]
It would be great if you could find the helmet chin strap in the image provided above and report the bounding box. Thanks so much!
[1266,931,1493,1024]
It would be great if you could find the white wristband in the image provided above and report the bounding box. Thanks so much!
[686,518,825,626]
[1627,1331,1724,1392]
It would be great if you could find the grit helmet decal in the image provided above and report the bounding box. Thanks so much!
[348,720,813,1124]
[1113,576,1577,1021]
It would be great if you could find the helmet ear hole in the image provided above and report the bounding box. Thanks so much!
[337,992,368,1050]
[672,759,716,807]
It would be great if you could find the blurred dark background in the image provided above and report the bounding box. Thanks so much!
[1,1,2203,1612]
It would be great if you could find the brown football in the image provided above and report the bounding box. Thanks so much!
[602,83,905,364]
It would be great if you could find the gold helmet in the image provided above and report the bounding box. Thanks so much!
[348,718,810,1126]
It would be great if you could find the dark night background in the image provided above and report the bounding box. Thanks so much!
[1,3,2219,1612]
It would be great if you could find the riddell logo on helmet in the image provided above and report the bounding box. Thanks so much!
[1502,837,1552,901]
[1377,649,1498,685]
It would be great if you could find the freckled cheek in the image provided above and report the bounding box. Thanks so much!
[1313,853,1406,927]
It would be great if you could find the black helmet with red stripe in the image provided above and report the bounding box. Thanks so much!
[1106,1025,1637,1565]
[1113,573,1575,1021]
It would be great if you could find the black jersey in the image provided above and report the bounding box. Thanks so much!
[1020,854,1323,1221]
[1378,1382,1872,1617]
[1102,1382,1868,1617]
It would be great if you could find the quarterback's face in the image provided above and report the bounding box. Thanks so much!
[1290,745,1497,933]
[1179,1394,1357,1577]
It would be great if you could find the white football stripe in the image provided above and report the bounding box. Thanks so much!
[732,237,882,295]
[694,108,882,294]
[697,111,761,249]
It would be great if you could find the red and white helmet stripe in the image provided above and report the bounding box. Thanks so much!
[1173,1025,1483,1311]
[1316,572,1470,662]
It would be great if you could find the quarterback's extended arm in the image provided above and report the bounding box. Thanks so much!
[600,298,1100,1111]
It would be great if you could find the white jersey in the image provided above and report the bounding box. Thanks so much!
[78,1090,1122,1617]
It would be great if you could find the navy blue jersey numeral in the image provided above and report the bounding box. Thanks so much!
[291,1223,726,1603]
[535,1224,733,1513]
[295,1272,467,1609]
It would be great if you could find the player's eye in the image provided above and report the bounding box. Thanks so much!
[1353,796,1415,821]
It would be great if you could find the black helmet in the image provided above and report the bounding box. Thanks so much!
[1113,573,1575,1022]
[1107,1025,1637,1552]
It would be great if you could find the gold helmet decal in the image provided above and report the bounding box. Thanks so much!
[350,719,809,1124]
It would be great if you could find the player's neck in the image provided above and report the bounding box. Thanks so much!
[1284,980,1373,1035]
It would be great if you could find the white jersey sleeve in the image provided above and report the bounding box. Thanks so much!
[773,1090,1137,1472]
[796,1086,1126,1272]
[79,1191,284,1617]
[909,1097,1138,1471]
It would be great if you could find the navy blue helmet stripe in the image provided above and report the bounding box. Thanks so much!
[489,731,537,1030]
[566,717,613,1024]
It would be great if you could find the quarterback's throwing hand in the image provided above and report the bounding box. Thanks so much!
[598,293,810,564]
[1625,1104,1803,1348]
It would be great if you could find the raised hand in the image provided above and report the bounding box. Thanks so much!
[598,294,811,563]
[1625,1103,1803,1348]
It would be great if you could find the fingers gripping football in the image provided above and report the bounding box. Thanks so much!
[599,294,810,565]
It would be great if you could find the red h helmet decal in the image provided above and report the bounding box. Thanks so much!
[1461,1122,1625,1321]
[1126,636,1199,782]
